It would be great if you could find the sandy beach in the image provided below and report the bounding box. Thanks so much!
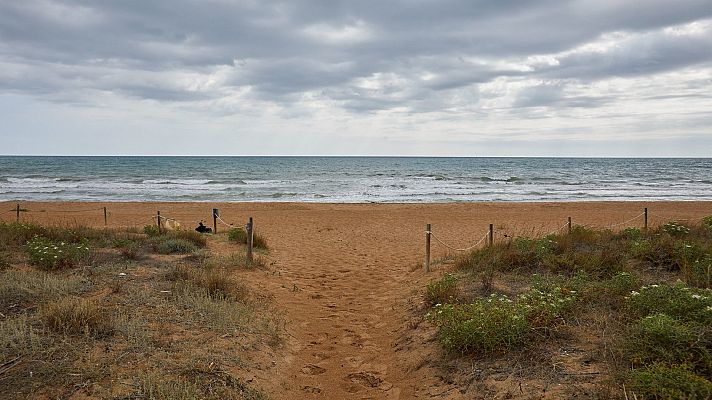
[3,200,711,398]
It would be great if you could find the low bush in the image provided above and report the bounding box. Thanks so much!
[626,314,700,368]
[425,273,459,305]
[151,238,197,254]
[173,265,247,301]
[661,221,691,237]
[703,215,712,231]
[40,297,113,337]
[427,276,580,354]
[628,364,712,400]
[26,236,90,270]
[143,225,160,237]
[427,295,528,354]
[626,283,712,325]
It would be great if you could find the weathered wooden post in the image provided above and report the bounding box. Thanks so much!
[103,207,108,227]
[568,217,572,234]
[489,224,494,246]
[425,223,431,273]
[644,207,648,232]
[156,211,162,234]
[212,208,219,234]
[16,203,20,223]
[246,217,254,262]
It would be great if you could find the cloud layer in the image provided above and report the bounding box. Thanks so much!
[1,0,711,155]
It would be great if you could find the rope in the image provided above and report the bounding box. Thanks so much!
[548,220,570,235]
[429,231,489,252]
[216,214,243,229]
[607,212,645,228]
[39,208,104,214]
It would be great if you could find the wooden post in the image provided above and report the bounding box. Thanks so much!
[425,223,431,273]
[157,211,162,234]
[16,203,20,223]
[212,208,219,234]
[103,207,108,227]
[246,217,254,263]
[644,207,648,232]
[568,217,572,234]
[488,224,494,246]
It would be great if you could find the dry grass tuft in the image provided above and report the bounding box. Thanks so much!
[40,297,113,337]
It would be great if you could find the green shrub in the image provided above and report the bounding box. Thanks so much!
[521,279,579,328]
[702,216,712,231]
[228,228,247,243]
[427,295,528,354]
[143,225,160,237]
[662,221,691,237]
[26,236,90,270]
[427,276,580,354]
[688,255,711,289]
[626,283,712,325]
[626,314,699,368]
[425,273,459,305]
[607,271,640,296]
[620,227,643,240]
[153,238,197,254]
[629,364,712,400]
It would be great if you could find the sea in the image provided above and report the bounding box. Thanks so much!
[0,156,711,203]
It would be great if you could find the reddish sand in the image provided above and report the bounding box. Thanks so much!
[2,201,711,398]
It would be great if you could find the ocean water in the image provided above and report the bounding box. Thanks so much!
[0,156,710,202]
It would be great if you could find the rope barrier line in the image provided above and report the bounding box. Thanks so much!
[607,212,645,228]
[548,220,570,235]
[428,230,489,252]
[35,207,105,214]
[216,214,243,229]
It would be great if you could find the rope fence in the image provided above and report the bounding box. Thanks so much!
[422,207,710,273]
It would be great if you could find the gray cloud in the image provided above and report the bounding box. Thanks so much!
[0,0,711,156]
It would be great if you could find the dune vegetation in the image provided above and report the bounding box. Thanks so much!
[0,221,276,400]
[423,219,712,399]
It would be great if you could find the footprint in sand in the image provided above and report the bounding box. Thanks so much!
[347,371,382,388]
[301,364,326,375]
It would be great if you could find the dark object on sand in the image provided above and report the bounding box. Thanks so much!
[195,221,212,233]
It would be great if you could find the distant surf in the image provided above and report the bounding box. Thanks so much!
[1,156,710,202]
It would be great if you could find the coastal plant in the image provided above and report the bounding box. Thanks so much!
[661,221,691,237]
[143,224,160,237]
[425,273,459,305]
[228,228,269,250]
[625,283,712,325]
[427,276,581,354]
[426,295,528,354]
[26,236,90,270]
[703,216,712,231]
[628,364,712,400]
[41,297,113,337]
[151,238,197,254]
[521,278,579,328]
[625,314,701,369]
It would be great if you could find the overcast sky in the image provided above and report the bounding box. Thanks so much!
[1,0,711,156]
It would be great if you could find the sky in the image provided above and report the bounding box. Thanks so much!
[0,0,711,157]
